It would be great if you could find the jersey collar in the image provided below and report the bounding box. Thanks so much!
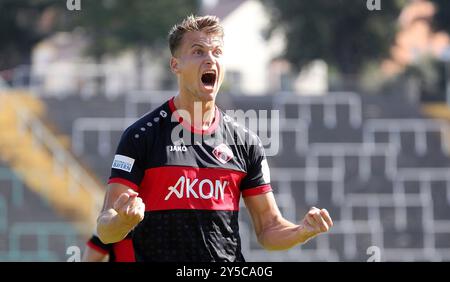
[168,97,220,135]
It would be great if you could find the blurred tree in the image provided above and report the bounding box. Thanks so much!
[430,0,450,34]
[261,0,405,79]
[0,0,64,71]
[429,0,450,104]
[74,0,199,89]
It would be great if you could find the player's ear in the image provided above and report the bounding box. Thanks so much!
[170,56,180,74]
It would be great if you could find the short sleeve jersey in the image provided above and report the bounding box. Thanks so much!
[108,97,272,262]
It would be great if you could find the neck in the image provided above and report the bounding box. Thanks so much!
[173,93,216,130]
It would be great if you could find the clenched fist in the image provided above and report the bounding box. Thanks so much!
[300,207,333,239]
[113,189,145,228]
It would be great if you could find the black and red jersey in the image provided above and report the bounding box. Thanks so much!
[108,97,272,262]
[86,234,135,262]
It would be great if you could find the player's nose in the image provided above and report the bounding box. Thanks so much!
[204,51,216,65]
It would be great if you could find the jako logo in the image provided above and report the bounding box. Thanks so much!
[168,145,187,152]
[165,176,228,200]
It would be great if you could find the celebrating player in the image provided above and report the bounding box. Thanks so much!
[96,14,332,262]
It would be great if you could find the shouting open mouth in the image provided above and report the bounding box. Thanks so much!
[201,70,217,91]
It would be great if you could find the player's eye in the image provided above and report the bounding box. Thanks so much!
[214,49,223,56]
[193,49,203,55]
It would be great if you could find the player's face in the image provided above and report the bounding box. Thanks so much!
[171,31,225,102]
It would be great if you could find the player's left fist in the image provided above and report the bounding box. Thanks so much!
[300,207,333,237]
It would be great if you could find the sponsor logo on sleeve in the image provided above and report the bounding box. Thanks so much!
[112,154,135,172]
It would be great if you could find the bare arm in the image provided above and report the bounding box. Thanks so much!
[81,246,108,262]
[96,183,145,244]
[244,192,333,251]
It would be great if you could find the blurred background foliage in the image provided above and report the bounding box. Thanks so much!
[1,0,450,97]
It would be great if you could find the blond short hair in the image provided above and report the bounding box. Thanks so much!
[168,15,224,56]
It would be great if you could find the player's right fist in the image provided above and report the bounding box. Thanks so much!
[113,189,145,228]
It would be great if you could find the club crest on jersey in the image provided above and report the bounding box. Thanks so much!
[165,176,228,201]
[213,144,234,164]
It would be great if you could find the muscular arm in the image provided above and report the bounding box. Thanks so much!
[244,192,332,251]
[97,183,145,244]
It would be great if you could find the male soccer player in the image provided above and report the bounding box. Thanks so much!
[97,15,333,262]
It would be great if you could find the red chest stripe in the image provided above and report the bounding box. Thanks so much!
[138,166,246,211]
